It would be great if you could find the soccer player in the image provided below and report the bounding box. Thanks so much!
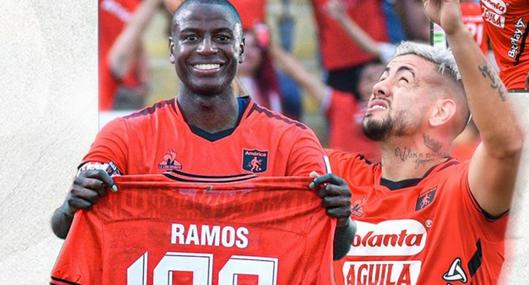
[310,0,524,283]
[51,0,354,260]
[479,0,529,90]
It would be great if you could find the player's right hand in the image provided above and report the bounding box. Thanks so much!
[65,169,117,216]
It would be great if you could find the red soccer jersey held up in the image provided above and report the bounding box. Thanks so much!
[83,97,325,177]
[327,150,507,285]
[480,0,529,90]
[50,175,336,285]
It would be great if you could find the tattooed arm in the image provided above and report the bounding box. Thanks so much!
[423,0,523,216]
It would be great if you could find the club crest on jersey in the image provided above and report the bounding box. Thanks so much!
[415,187,437,211]
[242,149,268,173]
[159,149,182,170]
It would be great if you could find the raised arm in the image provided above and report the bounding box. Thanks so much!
[424,0,524,216]
[324,0,395,63]
[269,45,328,102]
[108,0,162,79]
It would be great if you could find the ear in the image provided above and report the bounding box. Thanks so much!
[169,37,176,64]
[429,98,456,127]
[238,37,245,64]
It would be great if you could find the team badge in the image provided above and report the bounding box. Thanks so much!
[159,149,182,170]
[443,258,468,283]
[242,149,268,173]
[415,186,437,211]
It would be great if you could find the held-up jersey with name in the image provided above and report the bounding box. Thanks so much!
[50,175,336,285]
[82,97,325,177]
[480,0,529,90]
[327,151,507,285]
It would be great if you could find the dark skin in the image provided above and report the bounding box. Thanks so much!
[51,2,354,260]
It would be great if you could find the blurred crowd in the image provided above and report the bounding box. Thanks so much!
[99,0,523,162]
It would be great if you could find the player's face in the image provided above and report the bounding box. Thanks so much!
[170,4,243,95]
[362,55,434,141]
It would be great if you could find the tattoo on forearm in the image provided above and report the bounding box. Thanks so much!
[478,64,507,101]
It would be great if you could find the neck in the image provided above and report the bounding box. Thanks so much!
[379,133,451,181]
[177,87,239,133]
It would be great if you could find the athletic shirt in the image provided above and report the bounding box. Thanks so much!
[231,0,267,29]
[327,151,507,285]
[461,2,489,55]
[324,90,380,162]
[83,97,326,176]
[99,0,143,110]
[311,0,389,70]
[50,175,336,285]
[480,0,529,90]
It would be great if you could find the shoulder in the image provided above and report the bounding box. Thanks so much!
[326,149,377,182]
[245,101,314,134]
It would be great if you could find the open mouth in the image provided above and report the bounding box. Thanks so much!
[367,99,389,112]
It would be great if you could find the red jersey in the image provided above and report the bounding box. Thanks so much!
[231,0,266,29]
[311,0,389,70]
[50,175,336,285]
[325,90,380,162]
[99,0,143,110]
[480,0,529,90]
[327,151,507,285]
[461,2,490,55]
[83,97,326,176]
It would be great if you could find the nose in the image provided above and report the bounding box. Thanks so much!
[372,79,390,98]
[197,36,218,55]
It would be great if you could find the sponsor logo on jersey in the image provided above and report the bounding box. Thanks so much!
[348,220,427,256]
[481,7,505,28]
[242,149,268,173]
[508,18,527,60]
[480,0,507,15]
[415,187,437,211]
[442,258,468,283]
[342,261,421,285]
[159,149,182,170]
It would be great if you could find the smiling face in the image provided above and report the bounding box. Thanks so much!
[362,54,438,141]
[169,3,243,95]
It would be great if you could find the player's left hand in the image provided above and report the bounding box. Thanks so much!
[423,0,464,35]
[309,173,352,227]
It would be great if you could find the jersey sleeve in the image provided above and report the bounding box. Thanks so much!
[81,117,129,174]
[284,127,326,176]
[455,163,508,242]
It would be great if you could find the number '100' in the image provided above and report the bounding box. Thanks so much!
[127,252,278,284]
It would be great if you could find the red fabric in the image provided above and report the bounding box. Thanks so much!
[50,175,336,284]
[326,90,380,162]
[480,0,529,90]
[461,2,490,55]
[83,97,325,176]
[311,0,389,70]
[231,0,267,29]
[99,0,143,110]
[327,151,507,284]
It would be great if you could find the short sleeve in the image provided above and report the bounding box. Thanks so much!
[285,128,326,176]
[82,117,129,174]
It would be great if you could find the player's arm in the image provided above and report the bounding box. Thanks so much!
[269,45,328,103]
[51,168,117,239]
[310,173,355,260]
[424,0,524,216]
[108,0,162,79]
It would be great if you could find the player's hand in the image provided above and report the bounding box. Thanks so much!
[422,0,464,35]
[64,169,117,216]
[309,173,352,227]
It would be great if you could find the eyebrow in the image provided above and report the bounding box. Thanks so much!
[382,65,416,78]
